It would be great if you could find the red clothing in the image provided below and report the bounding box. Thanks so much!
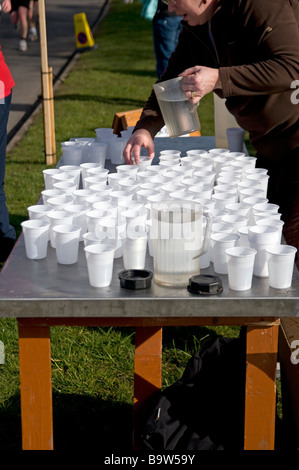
[0,46,14,99]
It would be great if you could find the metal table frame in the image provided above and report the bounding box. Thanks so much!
[1,137,298,451]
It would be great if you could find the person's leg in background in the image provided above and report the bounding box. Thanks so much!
[28,0,38,42]
[153,15,182,78]
[10,1,29,51]
[0,92,16,262]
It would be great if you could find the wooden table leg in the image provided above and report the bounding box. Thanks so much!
[18,319,54,450]
[244,323,279,450]
[133,326,162,449]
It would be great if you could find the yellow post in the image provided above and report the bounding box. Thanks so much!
[74,13,95,50]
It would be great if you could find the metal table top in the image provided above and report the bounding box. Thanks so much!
[1,136,299,319]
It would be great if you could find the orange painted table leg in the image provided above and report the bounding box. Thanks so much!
[244,323,279,450]
[18,321,54,450]
[133,326,162,448]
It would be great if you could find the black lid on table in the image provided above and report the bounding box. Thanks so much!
[187,274,223,296]
[118,269,153,290]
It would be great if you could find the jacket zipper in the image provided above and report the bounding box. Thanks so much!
[182,21,220,66]
[208,21,220,65]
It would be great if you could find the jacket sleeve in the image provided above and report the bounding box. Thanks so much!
[220,0,299,97]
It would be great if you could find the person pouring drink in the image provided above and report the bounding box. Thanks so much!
[123,0,299,264]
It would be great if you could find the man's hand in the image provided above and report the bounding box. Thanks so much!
[2,0,12,13]
[179,66,221,103]
[123,129,155,165]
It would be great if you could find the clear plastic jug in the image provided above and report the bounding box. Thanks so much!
[151,200,213,287]
[153,77,201,137]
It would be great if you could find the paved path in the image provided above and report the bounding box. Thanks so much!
[0,0,109,147]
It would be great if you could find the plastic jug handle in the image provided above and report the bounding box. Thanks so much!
[191,102,200,112]
[192,211,213,259]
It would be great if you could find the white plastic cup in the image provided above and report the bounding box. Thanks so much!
[47,195,73,210]
[107,172,127,188]
[252,202,279,215]
[47,210,73,248]
[83,175,107,190]
[80,162,102,181]
[52,224,81,264]
[186,149,209,158]
[193,170,216,186]
[236,155,257,169]
[169,190,194,201]
[88,142,107,166]
[225,246,257,291]
[21,219,50,259]
[226,127,245,152]
[95,217,126,258]
[85,193,110,207]
[27,204,53,220]
[116,164,139,180]
[61,142,83,166]
[256,218,284,241]
[159,160,180,170]
[110,138,127,165]
[266,245,297,289]
[88,142,107,167]
[254,212,282,224]
[41,188,65,205]
[73,189,96,206]
[65,204,88,241]
[121,231,148,270]
[212,192,238,209]
[84,243,115,287]
[244,173,269,198]
[172,166,194,178]
[86,166,109,178]
[188,185,213,200]
[237,226,250,248]
[248,225,281,277]
[109,189,134,204]
[42,168,61,189]
[59,165,81,186]
[160,149,181,157]
[191,160,214,172]
[225,202,251,217]
[220,214,248,233]
[51,171,78,188]
[179,156,197,166]
[86,209,112,233]
[211,232,239,274]
[95,127,115,141]
[122,209,147,234]
[83,231,105,246]
[136,155,153,171]
[118,179,140,195]
[53,181,77,197]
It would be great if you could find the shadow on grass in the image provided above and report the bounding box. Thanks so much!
[54,94,147,109]
[53,393,133,451]
[0,392,133,451]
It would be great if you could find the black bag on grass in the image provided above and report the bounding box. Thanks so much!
[140,333,246,451]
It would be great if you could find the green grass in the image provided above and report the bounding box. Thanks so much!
[0,0,263,451]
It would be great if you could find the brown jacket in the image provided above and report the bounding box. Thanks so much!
[135,0,299,161]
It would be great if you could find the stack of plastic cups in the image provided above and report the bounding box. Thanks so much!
[248,225,281,278]
[60,141,83,166]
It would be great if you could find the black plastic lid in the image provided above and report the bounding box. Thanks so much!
[187,274,223,296]
[118,269,153,290]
